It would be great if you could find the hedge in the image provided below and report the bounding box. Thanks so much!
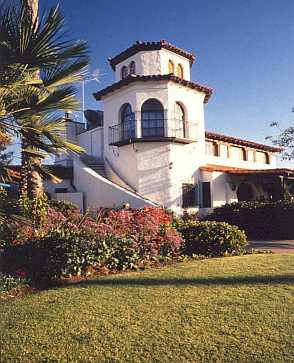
[207,201,294,239]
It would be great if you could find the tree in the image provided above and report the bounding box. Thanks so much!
[268,119,294,161]
[23,0,38,21]
[0,2,89,198]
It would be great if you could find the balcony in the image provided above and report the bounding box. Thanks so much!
[109,119,197,146]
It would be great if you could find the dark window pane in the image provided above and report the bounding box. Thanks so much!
[201,182,211,208]
[182,183,197,208]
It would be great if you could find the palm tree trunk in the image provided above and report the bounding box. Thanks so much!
[21,0,42,200]
[22,0,38,22]
[20,139,44,200]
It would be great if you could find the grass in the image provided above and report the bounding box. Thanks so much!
[0,254,293,363]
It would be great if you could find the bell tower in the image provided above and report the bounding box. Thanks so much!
[94,40,212,213]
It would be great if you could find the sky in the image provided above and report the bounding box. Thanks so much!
[31,1,294,166]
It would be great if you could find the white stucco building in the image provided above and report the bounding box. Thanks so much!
[49,40,293,214]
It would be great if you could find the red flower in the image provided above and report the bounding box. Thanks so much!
[15,270,27,278]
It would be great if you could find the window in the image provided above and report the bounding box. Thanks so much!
[174,102,186,138]
[205,141,219,156]
[237,183,254,202]
[230,146,246,160]
[201,182,211,208]
[129,61,136,75]
[176,64,184,78]
[255,151,269,164]
[121,65,128,79]
[168,60,174,74]
[182,184,198,208]
[141,99,164,137]
[121,103,135,140]
[55,188,68,193]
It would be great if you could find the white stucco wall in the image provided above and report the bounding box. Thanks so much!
[78,127,104,158]
[55,121,85,166]
[44,179,75,195]
[54,192,84,212]
[115,49,191,81]
[73,158,156,210]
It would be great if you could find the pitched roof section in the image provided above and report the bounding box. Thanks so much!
[108,40,196,70]
[93,74,213,103]
[200,164,294,175]
[205,131,282,153]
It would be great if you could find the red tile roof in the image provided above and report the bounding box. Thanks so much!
[93,74,213,103]
[200,164,294,175]
[205,131,282,152]
[108,40,196,70]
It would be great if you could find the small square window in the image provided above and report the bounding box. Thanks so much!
[55,188,68,193]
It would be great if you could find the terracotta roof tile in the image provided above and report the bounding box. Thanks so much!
[93,74,213,103]
[205,131,282,152]
[109,40,196,70]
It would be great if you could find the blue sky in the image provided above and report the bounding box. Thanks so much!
[40,0,294,167]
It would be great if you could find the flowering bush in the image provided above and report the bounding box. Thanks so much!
[2,206,183,281]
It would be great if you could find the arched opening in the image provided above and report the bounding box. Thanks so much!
[141,99,164,137]
[176,64,184,78]
[120,103,135,140]
[174,102,186,138]
[121,66,128,79]
[168,60,174,74]
[237,182,255,202]
[129,61,136,75]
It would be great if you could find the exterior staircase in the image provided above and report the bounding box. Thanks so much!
[80,154,107,178]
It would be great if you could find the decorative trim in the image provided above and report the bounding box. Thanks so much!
[205,131,282,153]
[200,164,294,175]
[94,74,213,103]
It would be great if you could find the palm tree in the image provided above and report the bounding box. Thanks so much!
[0,2,89,198]
[23,0,38,21]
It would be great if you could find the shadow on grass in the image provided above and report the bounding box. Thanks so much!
[70,274,294,288]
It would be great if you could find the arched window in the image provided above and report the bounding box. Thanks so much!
[174,102,186,138]
[176,64,184,79]
[141,99,164,137]
[168,60,174,74]
[120,103,135,140]
[129,61,136,75]
[121,66,128,79]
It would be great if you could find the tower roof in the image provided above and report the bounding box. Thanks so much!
[108,40,196,70]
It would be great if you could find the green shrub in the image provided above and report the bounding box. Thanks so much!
[96,235,141,271]
[207,201,294,239]
[48,199,79,216]
[178,221,247,257]
[0,272,27,292]
[2,227,97,281]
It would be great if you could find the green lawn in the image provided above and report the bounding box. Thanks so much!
[0,254,293,363]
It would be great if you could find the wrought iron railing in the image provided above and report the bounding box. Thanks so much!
[109,119,193,145]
